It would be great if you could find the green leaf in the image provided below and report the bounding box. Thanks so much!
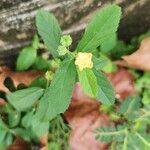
[92,55,108,70]
[7,87,44,111]
[30,76,47,89]
[142,90,150,105]
[8,111,21,128]
[95,125,126,143]
[101,33,116,53]
[135,132,150,148]
[32,34,39,50]
[78,68,97,97]
[35,58,76,121]
[76,4,121,52]
[94,70,115,105]
[31,119,49,138]
[32,56,51,71]
[16,46,37,71]
[36,10,62,57]
[100,54,117,73]
[22,111,34,128]
[13,128,30,141]
[0,119,13,149]
[118,96,141,120]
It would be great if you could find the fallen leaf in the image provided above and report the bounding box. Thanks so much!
[6,138,30,150]
[0,98,6,106]
[108,68,136,99]
[0,66,42,92]
[65,83,109,150]
[115,37,150,71]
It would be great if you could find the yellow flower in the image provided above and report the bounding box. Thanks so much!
[75,52,93,71]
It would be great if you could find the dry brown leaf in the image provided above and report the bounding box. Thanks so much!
[108,68,136,99]
[0,98,6,106]
[118,37,150,71]
[0,66,42,92]
[6,138,30,150]
[65,83,109,150]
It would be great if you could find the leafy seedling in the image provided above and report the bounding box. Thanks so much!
[1,4,122,149]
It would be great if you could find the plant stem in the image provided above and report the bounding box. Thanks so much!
[135,132,150,147]
[123,129,128,150]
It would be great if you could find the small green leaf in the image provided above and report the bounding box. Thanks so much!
[8,111,21,128]
[95,126,126,143]
[16,46,37,71]
[76,4,121,52]
[32,56,51,71]
[36,10,62,57]
[118,96,141,120]
[31,119,49,138]
[142,90,150,105]
[101,54,117,73]
[32,34,39,50]
[35,58,76,121]
[22,111,34,128]
[13,128,30,141]
[0,119,13,149]
[78,68,97,97]
[94,70,115,105]
[30,76,47,89]
[7,87,44,111]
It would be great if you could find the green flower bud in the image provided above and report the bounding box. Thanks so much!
[60,35,72,47]
[45,71,54,81]
[58,45,68,56]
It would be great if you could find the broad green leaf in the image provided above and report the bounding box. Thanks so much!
[94,70,115,105]
[35,58,76,121]
[16,46,37,71]
[36,10,62,57]
[101,33,116,53]
[76,4,121,52]
[92,55,108,70]
[7,87,44,111]
[78,68,97,97]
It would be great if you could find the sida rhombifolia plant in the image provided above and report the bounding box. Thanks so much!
[0,4,122,149]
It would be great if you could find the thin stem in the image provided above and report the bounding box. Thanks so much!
[136,132,150,147]
[123,130,128,150]
[99,129,126,136]
[110,140,116,150]
[135,111,150,122]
